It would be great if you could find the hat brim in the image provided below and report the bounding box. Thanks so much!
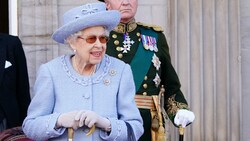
[52,10,120,44]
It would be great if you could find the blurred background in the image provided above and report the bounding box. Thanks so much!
[1,0,249,140]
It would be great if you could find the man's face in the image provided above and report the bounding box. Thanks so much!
[105,0,138,23]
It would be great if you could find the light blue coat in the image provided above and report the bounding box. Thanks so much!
[22,54,143,141]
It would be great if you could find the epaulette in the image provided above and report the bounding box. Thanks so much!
[137,22,163,32]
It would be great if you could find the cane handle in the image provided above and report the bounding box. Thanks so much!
[68,125,96,141]
[86,125,96,136]
[179,126,185,135]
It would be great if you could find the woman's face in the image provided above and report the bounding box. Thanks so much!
[70,26,108,65]
[106,0,138,23]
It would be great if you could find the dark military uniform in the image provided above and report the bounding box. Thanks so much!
[106,19,189,141]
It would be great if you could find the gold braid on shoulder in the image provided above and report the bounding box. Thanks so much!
[137,22,163,32]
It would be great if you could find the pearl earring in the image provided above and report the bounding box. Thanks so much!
[73,49,76,53]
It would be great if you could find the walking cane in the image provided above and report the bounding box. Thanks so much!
[68,125,96,141]
[179,126,184,141]
[68,128,74,141]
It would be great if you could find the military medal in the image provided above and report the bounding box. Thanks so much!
[153,73,161,87]
[141,34,148,50]
[152,37,158,52]
[152,54,161,87]
[121,32,134,53]
[148,36,154,51]
[141,34,158,52]
[152,54,161,70]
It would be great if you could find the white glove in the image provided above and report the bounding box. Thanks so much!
[56,111,79,130]
[75,110,111,131]
[174,109,195,128]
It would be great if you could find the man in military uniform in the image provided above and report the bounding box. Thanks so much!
[98,0,195,140]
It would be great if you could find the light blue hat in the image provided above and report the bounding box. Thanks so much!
[52,3,120,44]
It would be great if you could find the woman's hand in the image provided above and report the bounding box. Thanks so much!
[75,110,111,131]
[56,111,79,130]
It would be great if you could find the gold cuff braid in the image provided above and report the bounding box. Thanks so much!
[166,94,188,116]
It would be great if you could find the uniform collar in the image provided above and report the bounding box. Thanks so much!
[113,19,137,33]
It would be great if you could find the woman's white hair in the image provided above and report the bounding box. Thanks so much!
[65,26,110,44]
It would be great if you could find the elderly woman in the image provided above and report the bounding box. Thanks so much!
[22,2,143,141]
